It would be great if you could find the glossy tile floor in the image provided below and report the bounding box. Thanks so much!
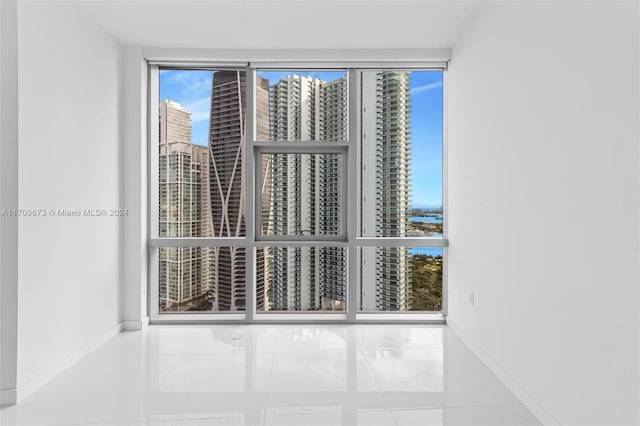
[0,325,540,426]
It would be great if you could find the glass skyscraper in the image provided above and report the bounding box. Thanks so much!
[208,71,272,311]
[361,71,412,311]
[158,100,212,311]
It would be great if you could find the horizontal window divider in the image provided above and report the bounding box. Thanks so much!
[147,57,249,71]
[151,238,353,248]
[252,140,349,148]
[151,238,446,247]
[355,237,447,247]
[348,65,449,71]
[254,240,349,248]
[254,311,346,315]
[147,47,451,66]
[253,313,346,321]
[154,63,248,70]
[150,238,248,247]
[151,313,247,323]
[256,234,347,243]
[253,63,350,69]
[251,61,449,70]
[253,240,349,247]
[255,145,349,154]
[355,313,446,322]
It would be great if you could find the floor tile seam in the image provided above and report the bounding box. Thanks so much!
[390,401,526,411]
[262,409,344,417]
[351,407,400,426]
[338,399,524,411]
[130,410,391,425]
[367,344,444,349]
[256,403,406,415]
[47,412,264,426]
[155,349,278,357]
[271,348,349,354]
[355,346,441,354]
[254,406,399,419]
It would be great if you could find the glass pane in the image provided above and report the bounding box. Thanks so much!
[257,246,347,312]
[259,153,343,237]
[360,70,443,238]
[159,69,247,238]
[359,247,443,312]
[159,246,246,312]
[256,70,348,141]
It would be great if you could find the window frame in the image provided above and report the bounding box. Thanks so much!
[148,62,448,323]
[253,144,350,243]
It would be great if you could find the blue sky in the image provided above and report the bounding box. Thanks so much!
[409,71,443,208]
[159,69,443,208]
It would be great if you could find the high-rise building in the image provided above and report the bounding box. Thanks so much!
[256,75,273,312]
[208,71,271,311]
[267,75,348,311]
[318,77,348,310]
[268,75,321,311]
[360,72,412,311]
[158,100,212,311]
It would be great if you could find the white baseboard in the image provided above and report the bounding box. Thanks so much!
[123,316,149,331]
[13,321,124,404]
[447,319,561,426]
[0,389,17,406]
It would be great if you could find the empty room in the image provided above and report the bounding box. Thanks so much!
[1,1,639,425]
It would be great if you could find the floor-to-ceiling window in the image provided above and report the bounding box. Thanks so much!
[149,64,446,322]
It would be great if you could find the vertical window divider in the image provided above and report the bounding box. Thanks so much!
[246,66,256,323]
[148,64,160,320]
[347,69,359,322]
[441,68,449,318]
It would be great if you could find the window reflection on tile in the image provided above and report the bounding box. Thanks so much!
[270,351,347,392]
[7,325,540,426]
[361,347,444,392]
[157,353,247,392]
[275,327,347,352]
[357,326,444,350]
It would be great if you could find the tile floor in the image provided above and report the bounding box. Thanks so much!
[0,325,541,425]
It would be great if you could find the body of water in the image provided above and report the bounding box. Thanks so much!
[410,247,443,257]
[409,215,443,224]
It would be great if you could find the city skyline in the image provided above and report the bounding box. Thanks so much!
[158,69,443,313]
[159,69,443,208]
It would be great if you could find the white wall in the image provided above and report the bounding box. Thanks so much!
[121,46,148,331]
[15,1,123,397]
[0,0,20,405]
[447,2,639,425]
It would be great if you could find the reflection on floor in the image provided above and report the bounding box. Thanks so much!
[0,325,541,426]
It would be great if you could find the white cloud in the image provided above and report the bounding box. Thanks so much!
[410,80,443,95]
[184,97,211,123]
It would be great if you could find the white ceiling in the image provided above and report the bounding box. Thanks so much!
[73,0,483,49]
